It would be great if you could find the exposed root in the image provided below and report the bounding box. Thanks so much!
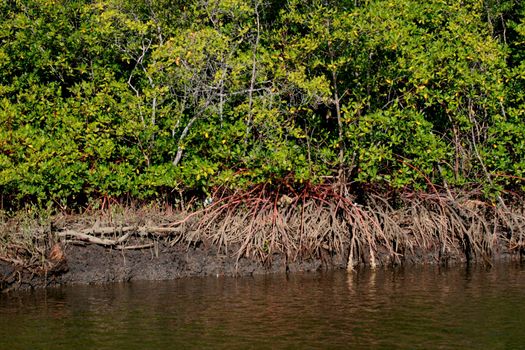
[191,186,525,269]
[2,187,525,278]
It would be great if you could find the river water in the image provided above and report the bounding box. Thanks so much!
[1,264,524,349]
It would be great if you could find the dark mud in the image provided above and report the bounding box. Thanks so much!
[1,238,519,293]
[3,190,525,292]
[0,242,347,292]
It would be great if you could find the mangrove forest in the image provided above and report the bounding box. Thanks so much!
[1,0,525,283]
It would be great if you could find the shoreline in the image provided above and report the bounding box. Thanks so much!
[0,241,341,292]
[0,236,521,293]
[1,192,524,292]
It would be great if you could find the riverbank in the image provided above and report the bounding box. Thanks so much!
[0,242,343,292]
[0,239,519,293]
[1,190,524,292]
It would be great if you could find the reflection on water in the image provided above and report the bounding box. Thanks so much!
[1,264,525,349]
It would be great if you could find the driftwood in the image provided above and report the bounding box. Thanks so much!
[58,225,184,248]
[116,243,155,250]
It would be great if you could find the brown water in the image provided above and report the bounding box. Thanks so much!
[1,264,524,349]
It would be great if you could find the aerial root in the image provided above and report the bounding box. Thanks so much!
[3,188,525,273]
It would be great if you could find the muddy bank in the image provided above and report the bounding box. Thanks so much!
[0,237,520,293]
[2,190,525,292]
[0,242,344,292]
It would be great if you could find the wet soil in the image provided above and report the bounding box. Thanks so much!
[3,191,524,292]
[0,237,518,293]
[0,242,346,292]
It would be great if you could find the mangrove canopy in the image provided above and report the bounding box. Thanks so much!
[1,0,525,209]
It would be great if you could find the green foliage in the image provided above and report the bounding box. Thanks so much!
[1,0,524,209]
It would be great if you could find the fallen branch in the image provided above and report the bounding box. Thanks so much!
[116,243,155,250]
[57,224,186,248]
[58,225,183,238]
[60,226,138,236]
[58,231,131,246]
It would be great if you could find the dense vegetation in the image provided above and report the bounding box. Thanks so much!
[1,0,524,210]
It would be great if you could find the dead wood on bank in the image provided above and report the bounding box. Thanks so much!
[1,188,525,280]
[57,226,184,246]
